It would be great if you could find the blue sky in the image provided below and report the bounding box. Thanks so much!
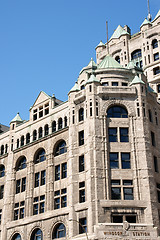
[0,0,159,126]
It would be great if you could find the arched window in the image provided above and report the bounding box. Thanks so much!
[26,133,30,144]
[131,49,142,60]
[52,223,66,239]
[152,39,158,49]
[58,118,63,130]
[30,228,43,240]
[21,136,24,146]
[12,233,22,240]
[107,105,128,118]
[115,56,120,63]
[16,156,27,171]
[64,116,67,127]
[0,165,5,177]
[52,121,56,132]
[54,141,67,156]
[79,108,84,122]
[44,124,49,136]
[33,130,37,141]
[38,127,43,138]
[34,149,46,164]
[1,145,4,155]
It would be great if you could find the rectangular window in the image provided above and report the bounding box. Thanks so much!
[111,180,133,200]
[120,128,129,142]
[151,131,156,146]
[61,188,67,208]
[41,170,46,185]
[154,52,159,61]
[35,172,40,187]
[61,163,67,179]
[112,214,136,223]
[79,218,87,234]
[112,82,118,86]
[55,165,60,181]
[21,177,26,192]
[79,155,85,172]
[0,185,4,199]
[79,130,84,146]
[54,188,67,209]
[109,153,119,169]
[16,179,21,194]
[33,195,45,215]
[122,82,128,86]
[154,156,158,173]
[153,67,160,75]
[121,153,131,169]
[14,201,25,220]
[108,128,117,142]
[79,182,85,203]
[148,109,152,122]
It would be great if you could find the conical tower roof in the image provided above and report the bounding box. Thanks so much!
[98,55,123,69]
[69,82,79,93]
[87,58,97,68]
[95,40,105,49]
[10,112,23,124]
[86,74,100,84]
[110,25,129,40]
[130,76,145,85]
[140,18,152,27]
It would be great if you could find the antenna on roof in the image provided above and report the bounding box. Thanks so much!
[147,0,152,21]
[106,21,109,54]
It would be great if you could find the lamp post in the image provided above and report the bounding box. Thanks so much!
[69,219,89,240]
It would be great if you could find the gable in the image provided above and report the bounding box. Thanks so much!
[32,91,51,108]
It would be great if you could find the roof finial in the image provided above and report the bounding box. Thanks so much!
[147,0,152,21]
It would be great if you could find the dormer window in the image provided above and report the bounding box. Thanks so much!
[33,102,49,121]
[45,103,49,115]
[33,109,37,121]
[39,106,43,118]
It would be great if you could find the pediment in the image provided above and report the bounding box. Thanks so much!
[32,91,51,108]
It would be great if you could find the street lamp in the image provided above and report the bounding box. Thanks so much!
[69,219,89,240]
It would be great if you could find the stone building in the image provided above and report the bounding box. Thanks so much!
[0,9,160,240]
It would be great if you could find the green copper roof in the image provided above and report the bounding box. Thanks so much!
[130,76,145,85]
[98,55,123,69]
[10,112,23,123]
[86,74,100,84]
[69,82,80,93]
[110,25,129,40]
[96,40,105,49]
[153,10,160,21]
[140,18,152,27]
[88,58,97,68]
[148,85,156,93]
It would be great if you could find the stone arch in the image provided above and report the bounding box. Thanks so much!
[101,99,135,117]
[49,216,68,239]
[33,147,46,164]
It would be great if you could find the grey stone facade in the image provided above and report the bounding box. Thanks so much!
[0,10,160,240]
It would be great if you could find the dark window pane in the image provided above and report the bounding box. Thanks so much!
[112,215,123,223]
[108,128,117,142]
[110,153,119,169]
[120,128,129,142]
[123,187,134,200]
[121,153,131,169]
[111,187,121,199]
[107,106,128,118]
